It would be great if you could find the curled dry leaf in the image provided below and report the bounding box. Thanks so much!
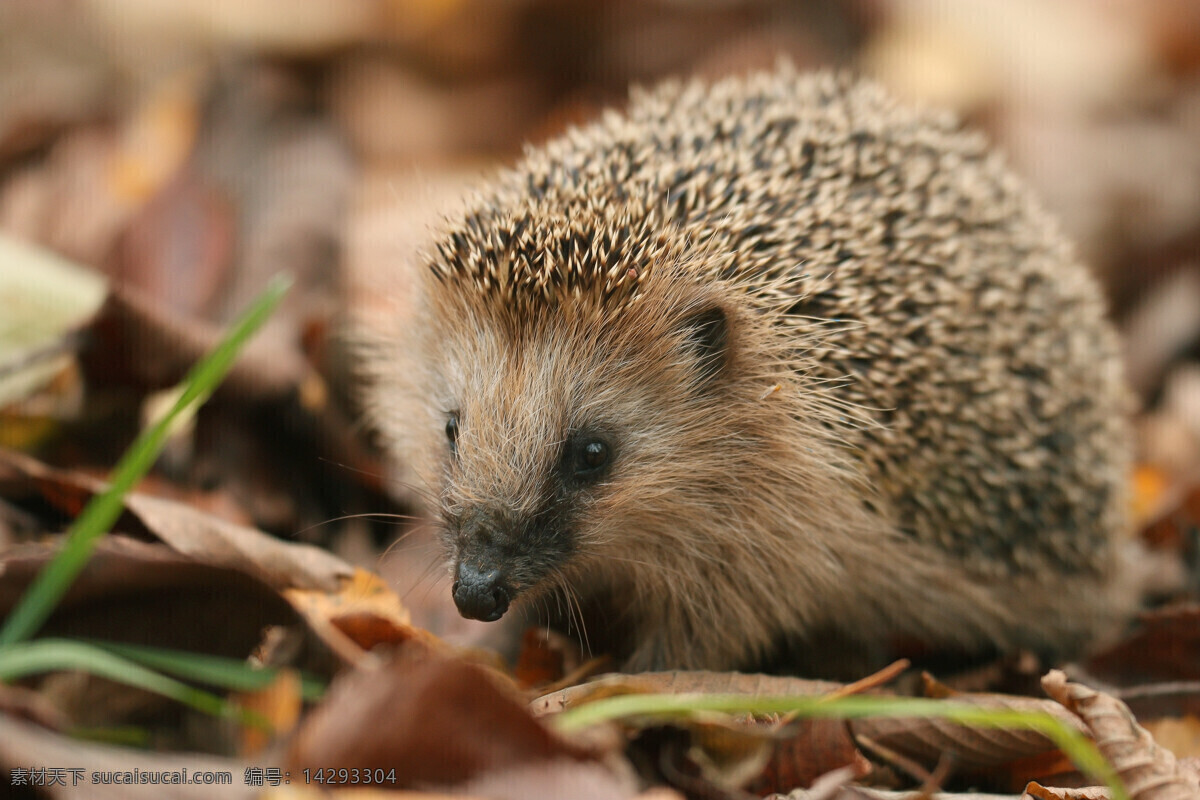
[1042,669,1200,799]
[281,567,450,669]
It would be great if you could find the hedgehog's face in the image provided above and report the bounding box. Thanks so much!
[423,277,751,624]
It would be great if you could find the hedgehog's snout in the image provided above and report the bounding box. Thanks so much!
[452,561,512,621]
[449,505,520,622]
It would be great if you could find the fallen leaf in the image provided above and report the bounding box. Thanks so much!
[533,670,842,716]
[79,283,307,403]
[282,567,447,668]
[0,448,353,592]
[536,671,866,794]
[514,626,572,688]
[1043,669,1200,798]
[848,685,1086,789]
[286,648,623,794]
[747,717,870,795]
[0,233,106,409]
[1022,784,1111,799]
[105,167,234,320]
[0,536,299,659]
[0,712,250,800]
[1088,604,1200,684]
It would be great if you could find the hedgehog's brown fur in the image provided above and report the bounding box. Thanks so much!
[362,68,1133,675]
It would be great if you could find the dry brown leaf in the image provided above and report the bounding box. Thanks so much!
[1042,669,1200,799]
[286,648,626,794]
[768,787,1018,799]
[0,450,384,736]
[0,450,442,678]
[533,670,842,716]
[0,127,134,264]
[457,759,649,800]
[748,717,870,796]
[0,448,353,592]
[0,712,250,800]
[258,791,475,800]
[1131,465,1178,534]
[0,5,112,164]
[1088,605,1200,684]
[284,567,410,630]
[80,283,309,403]
[0,535,299,660]
[281,567,450,668]
[1129,459,1200,565]
[1142,0,1200,75]
[534,671,865,794]
[0,534,307,744]
[106,167,235,320]
[0,683,70,733]
[825,659,910,700]
[514,626,571,688]
[123,491,351,592]
[849,684,1085,776]
[1022,784,1111,799]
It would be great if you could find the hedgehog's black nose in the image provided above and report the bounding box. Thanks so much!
[452,563,511,622]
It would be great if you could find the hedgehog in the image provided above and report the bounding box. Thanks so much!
[360,68,1133,676]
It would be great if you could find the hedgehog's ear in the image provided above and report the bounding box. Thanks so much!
[678,305,729,386]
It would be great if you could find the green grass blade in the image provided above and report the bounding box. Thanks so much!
[87,640,324,701]
[0,274,292,647]
[68,726,152,747]
[552,692,1128,800]
[0,639,253,722]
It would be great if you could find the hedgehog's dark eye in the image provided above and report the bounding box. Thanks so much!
[445,413,460,455]
[574,438,610,477]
